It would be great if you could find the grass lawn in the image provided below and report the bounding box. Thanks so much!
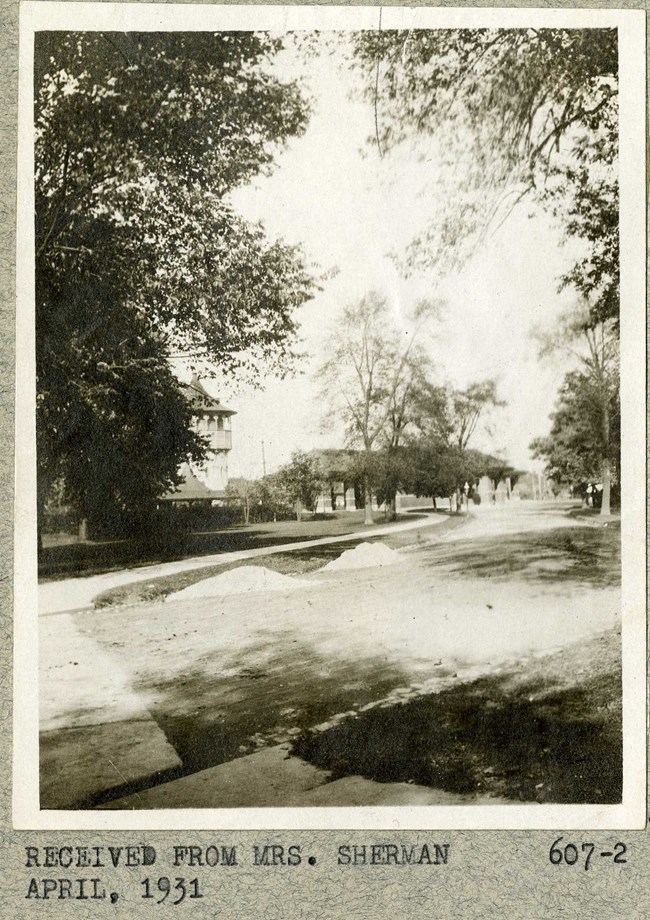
[93,548,345,608]
[566,506,621,523]
[92,511,464,608]
[40,509,434,580]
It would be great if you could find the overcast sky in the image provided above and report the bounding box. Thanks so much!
[180,38,580,479]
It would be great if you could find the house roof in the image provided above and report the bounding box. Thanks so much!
[160,465,226,502]
[182,374,236,416]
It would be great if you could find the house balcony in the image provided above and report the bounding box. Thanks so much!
[209,430,232,450]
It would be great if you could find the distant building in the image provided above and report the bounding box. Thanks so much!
[162,374,236,503]
[309,448,361,512]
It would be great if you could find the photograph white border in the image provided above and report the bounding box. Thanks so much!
[13,2,646,830]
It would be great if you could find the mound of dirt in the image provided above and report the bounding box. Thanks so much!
[167,566,310,601]
[323,541,403,572]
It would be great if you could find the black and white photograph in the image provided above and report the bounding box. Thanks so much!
[13,3,645,828]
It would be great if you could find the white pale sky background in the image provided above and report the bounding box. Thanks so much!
[177,40,580,480]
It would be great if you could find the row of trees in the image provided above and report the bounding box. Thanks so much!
[228,439,515,526]
[315,291,508,523]
[190,286,510,528]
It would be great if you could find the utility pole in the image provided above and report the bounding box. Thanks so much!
[261,440,267,477]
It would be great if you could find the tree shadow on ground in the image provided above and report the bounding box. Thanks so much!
[419,526,620,588]
[292,660,622,804]
[138,637,412,775]
[69,632,416,808]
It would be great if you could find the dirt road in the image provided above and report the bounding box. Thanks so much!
[39,501,621,808]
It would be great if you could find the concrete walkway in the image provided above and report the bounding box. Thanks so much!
[39,511,449,615]
[103,742,509,810]
[40,612,181,808]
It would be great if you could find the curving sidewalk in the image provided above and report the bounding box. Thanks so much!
[39,511,451,616]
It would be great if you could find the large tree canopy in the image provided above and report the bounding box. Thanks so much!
[36,32,315,533]
[350,28,618,324]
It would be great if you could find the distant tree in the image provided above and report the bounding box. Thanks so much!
[310,449,364,511]
[466,450,519,494]
[35,32,315,535]
[530,371,606,486]
[413,379,504,452]
[408,377,505,511]
[226,475,290,524]
[452,381,505,452]
[276,451,323,522]
[372,449,407,512]
[401,440,468,509]
[403,440,515,510]
[531,365,620,510]
[317,292,438,524]
[380,343,439,519]
[534,303,619,515]
[226,477,255,525]
[338,447,399,519]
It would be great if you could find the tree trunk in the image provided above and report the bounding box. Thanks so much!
[432,496,437,511]
[600,458,611,517]
[599,396,612,517]
[244,497,250,525]
[364,476,374,525]
[295,499,302,522]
